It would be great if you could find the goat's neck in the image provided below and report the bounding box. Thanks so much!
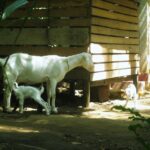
[67,54,83,71]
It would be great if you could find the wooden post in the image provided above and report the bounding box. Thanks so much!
[133,74,138,90]
[83,80,90,107]
[70,80,75,97]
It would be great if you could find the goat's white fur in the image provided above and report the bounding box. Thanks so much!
[13,83,50,115]
[2,52,94,113]
[122,83,138,107]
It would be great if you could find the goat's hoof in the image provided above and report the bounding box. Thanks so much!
[46,109,51,115]
[51,107,58,114]
[3,107,12,113]
[19,111,23,114]
[46,111,50,115]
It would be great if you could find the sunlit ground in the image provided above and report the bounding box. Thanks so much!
[81,98,150,119]
[0,97,149,149]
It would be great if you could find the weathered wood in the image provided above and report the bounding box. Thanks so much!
[133,74,138,89]
[0,46,88,56]
[0,0,140,86]
[93,61,139,72]
[0,18,90,27]
[92,0,138,16]
[90,43,139,53]
[91,26,139,38]
[91,68,139,81]
[91,34,139,45]
[92,54,139,63]
[91,75,134,87]
[0,28,89,46]
[82,80,90,107]
[31,0,90,8]
[105,0,138,9]
[92,17,138,31]
[11,7,89,18]
[92,7,138,23]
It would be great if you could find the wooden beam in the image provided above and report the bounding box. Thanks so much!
[93,61,139,72]
[91,34,139,45]
[105,0,138,9]
[92,0,138,16]
[91,68,139,81]
[90,43,139,54]
[0,28,89,46]
[92,7,138,23]
[83,80,90,107]
[91,26,139,38]
[92,54,139,63]
[92,17,138,31]
[0,46,88,56]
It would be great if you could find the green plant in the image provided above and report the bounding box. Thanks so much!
[112,105,150,150]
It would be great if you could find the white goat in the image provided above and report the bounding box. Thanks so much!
[2,52,94,113]
[13,83,50,115]
[121,83,138,108]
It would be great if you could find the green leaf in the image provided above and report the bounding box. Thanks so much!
[2,0,28,20]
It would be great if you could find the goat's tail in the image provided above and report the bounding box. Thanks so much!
[39,85,44,94]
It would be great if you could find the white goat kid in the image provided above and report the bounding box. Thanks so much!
[2,52,94,113]
[122,83,138,108]
[13,83,50,115]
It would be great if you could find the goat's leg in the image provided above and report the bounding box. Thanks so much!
[124,99,129,107]
[46,80,51,112]
[19,98,24,114]
[50,80,57,113]
[35,98,50,115]
[3,78,14,112]
[3,88,12,112]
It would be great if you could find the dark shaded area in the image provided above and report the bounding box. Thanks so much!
[0,110,144,150]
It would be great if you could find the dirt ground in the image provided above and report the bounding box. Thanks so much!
[0,96,149,150]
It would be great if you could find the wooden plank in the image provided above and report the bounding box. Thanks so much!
[92,8,138,23]
[11,7,89,18]
[91,26,139,38]
[92,17,138,31]
[48,27,89,47]
[91,34,139,45]
[32,0,90,8]
[0,28,48,45]
[104,0,138,9]
[92,54,139,63]
[48,18,90,27]
[90,68,139,81]
[0,18,90,27]
[91,75,135,86]
[0,28,89,46]
[0,46,88,56]
[93,61,139,72]
[92,0,138,17]
[90,43,139,54]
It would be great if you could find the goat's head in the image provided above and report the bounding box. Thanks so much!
[82,52,94,72]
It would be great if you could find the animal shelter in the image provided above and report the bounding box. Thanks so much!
[0,0,140,106]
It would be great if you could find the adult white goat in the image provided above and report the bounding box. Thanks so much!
[2,52,94,113]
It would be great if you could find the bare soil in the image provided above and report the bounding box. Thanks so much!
[0,97,149,150]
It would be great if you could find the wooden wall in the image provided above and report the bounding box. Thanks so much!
[0,0,90,56]
[0,0,140,82]
[90,0,140,83]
